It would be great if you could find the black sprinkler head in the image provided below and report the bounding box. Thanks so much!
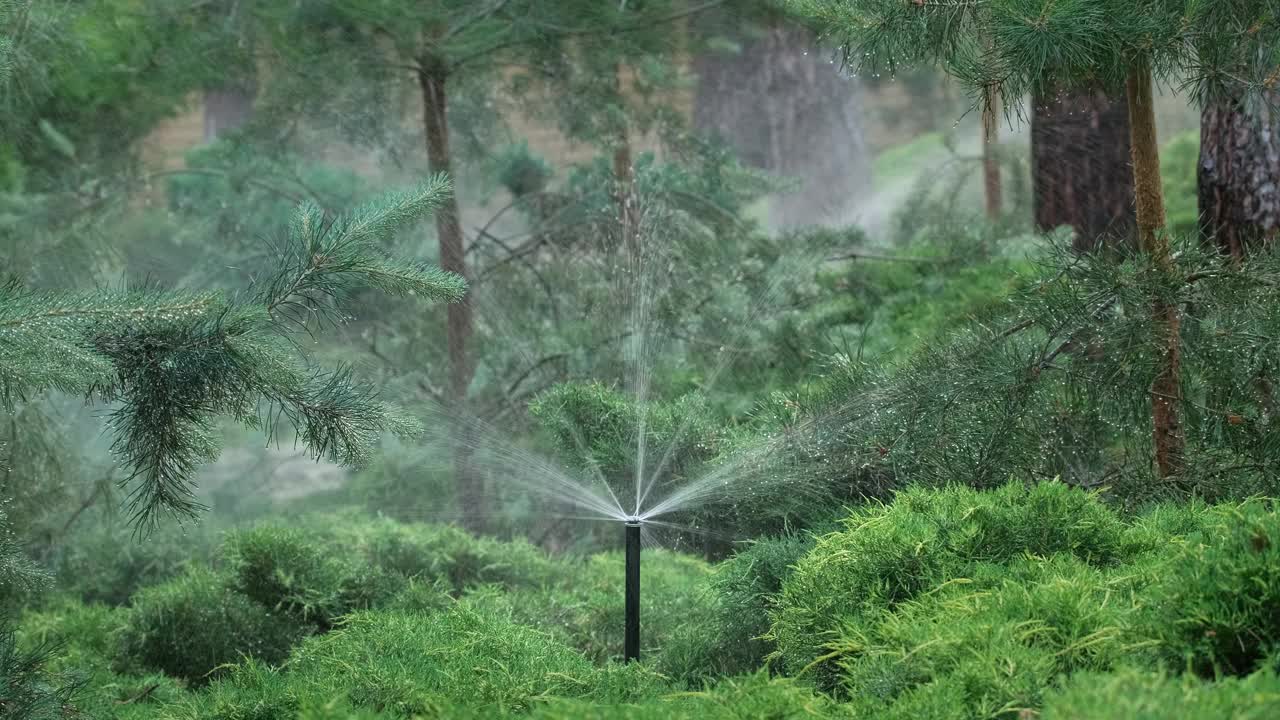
[624,521,641,662]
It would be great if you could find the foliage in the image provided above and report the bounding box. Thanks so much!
[474,549,715,668]
[769,482,1128,685]
[117,568,308,685]
[18,598,184,719]
[177,605,663,718]
[223,526,403,631]
[0,621,80,719]
[1140,499,1280,677]
[1,179,464,529]
[1040,668,1280,720]
[47,520,220,607]
[791,0,1280,110]
[833,554,1150,717]
[1161,131,1200,239]
[665,532,821,684]
[224,512,563,626]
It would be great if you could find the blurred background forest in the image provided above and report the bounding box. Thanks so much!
[4,1,1280,718]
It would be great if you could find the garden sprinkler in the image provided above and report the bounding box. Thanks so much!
[625,518,641,662]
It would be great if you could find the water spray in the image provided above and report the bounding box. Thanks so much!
[624,518,641,662]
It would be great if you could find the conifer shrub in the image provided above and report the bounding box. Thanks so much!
[381,578,453,614]
[526,672,850,720]
[769,482,1127,686]
[223,526,404,630]
[314,514,563,592]
[288,672,846,720]
[1141,500,1280,677]
[661,532,819,684]
[1040,668,1280,719]
[189,605,659,718]
[117,568,308,685]
[1116,500,1213,560]
[834,555,1146,716]
[18,599,183,718]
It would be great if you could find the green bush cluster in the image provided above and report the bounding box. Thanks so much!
[763,483,1280,717]
[1142,499,1280,677]
[659,532,818,684]
[26,484,1280,719]
[1040,668,1280,719]
[118,568,309,685]
[175,604,666,719]
[770,482,1127,684]
[18,598,188,719]
[223,526,403,630]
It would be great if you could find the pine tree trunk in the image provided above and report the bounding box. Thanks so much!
[982,86,1003,220]
[1126,61,1184,479]
[1031,85,1134,251]
[419,64,484,532]
[1198,90,1280,263]
[612,62,639,256]
[690,21,869,229]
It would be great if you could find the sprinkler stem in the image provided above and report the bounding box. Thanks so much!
[624,521,641,662]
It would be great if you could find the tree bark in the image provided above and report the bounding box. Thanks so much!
[420,64,483,532]
[982,86,1003,219]
[1126,61,1185,480]
[1198,90,1280,263]
[1031,85,1135,251]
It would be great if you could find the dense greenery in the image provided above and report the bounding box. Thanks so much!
[5,0,1280,718]
[11,485,1280,718]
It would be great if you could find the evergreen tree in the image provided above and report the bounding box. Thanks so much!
[1,178,465,529]
[790,0,1280,481]
[205,0,729,530]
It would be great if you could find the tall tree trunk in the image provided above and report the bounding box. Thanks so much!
[420,65,483,532]
[1031,86,1135,251]
[1198,90,1280,263]
[1126,61,1185,479]
[982,86,1003,220]
[612,62,639,256]
[691,21,869,229]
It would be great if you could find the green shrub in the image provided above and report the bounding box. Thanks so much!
[835,555,1146,716]
[497,549,715,666]
[49,520,220,606]
[1041,668,1280,719]
[191,605,636,717]
[524,672,852,720]
[118,568,308,685]
[313,513,563,592]
[1141,500,1280,677]
[223,526,403,629]
[381,578,453,614]
[662,533,818,684]
[288,673,846,720]
[769,482,1125,684]
[1117,500,1212,559]
[18,598,185,719]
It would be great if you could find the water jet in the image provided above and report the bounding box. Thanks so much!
[624,520,641,662]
